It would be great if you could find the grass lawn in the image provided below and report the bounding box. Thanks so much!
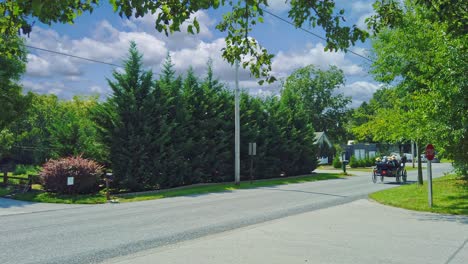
[0,173,345,204]
[118,173,345,203]
[318,166,419,173]
[0,186,14,196]
[370,174,468,215]
[11,190,108,204]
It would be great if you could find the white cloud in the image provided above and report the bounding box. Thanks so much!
[26,54,50,77]
[71,29,167,67]
[351,1,374,14]
[123,10,215,50]
[264,0,289,13]
[340,81,382,108]
[26,53,82,77]
[356,12,374,30]
[271,42,365,77]
[21,9,378,107]
[21,80,66,96]
[90,85,104,93]
[348,0,375,30]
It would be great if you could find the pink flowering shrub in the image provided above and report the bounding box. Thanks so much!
[40,156,103,194]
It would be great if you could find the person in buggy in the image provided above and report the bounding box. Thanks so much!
[389,155,400,169]
[375,157,388,172]
[375,155,400,172]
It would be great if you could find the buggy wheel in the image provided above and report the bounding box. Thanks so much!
[380,175,384,182]
[396,173,401,183]
[402,170,407,183]
[372,171,377,183]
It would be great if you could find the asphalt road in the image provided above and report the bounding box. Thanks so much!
[0,163,454,264]
[103,199,468,264]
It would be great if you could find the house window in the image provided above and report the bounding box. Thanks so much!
[354,149,365,160]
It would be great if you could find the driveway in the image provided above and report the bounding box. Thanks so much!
[0,197,91,216]
[103,199,468,264]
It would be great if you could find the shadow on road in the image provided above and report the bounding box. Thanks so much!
[0,197,31,209]
[379,180,417,185]
[415,212,468,225]
[258,186,348,198]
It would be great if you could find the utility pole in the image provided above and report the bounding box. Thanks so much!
[234,60,240,185]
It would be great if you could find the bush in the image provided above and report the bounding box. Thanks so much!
[356,159,364,167]
[365,157,374,167]
[332,154,342,168]
[13,164,40,175]
[40,156,104,194]
[349,156,358,168]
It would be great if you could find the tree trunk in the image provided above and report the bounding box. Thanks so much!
[416,141,423,185]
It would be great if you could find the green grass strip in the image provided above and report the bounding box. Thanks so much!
[118,173,345,203]
[370,174,468,215]
[1,173,345,204]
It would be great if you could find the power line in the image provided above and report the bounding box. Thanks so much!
[24,10,373,71]
[25,44,123,68]
[261,8,374,63]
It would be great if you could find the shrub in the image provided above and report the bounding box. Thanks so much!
[365,157,374,167]
[349,155,358,168]
[332,154,342,168]
[40,156,104,194]
[13,164,40,175]
[356,159,364,167]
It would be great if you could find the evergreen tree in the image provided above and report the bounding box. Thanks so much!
[156,54,189,187]
[103,42,155,191]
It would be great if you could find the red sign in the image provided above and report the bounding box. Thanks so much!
[426,144,435,161]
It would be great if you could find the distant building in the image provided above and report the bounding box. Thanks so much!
[343,141,410,161]
[315,132,333,164]
[344,142,378,161]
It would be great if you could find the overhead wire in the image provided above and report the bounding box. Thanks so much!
[260,8,374,63]
[24,44,123,68]
[22,9,374,75]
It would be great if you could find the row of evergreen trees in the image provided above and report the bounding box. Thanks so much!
[94,43,318,191]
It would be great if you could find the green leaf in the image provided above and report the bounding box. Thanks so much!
[193,18,200,33]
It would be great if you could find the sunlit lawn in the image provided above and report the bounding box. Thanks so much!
[1,173,346,204]
[319,165,420,173]
[370,174,468,215]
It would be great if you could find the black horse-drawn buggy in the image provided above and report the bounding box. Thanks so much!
[372,157,407,183]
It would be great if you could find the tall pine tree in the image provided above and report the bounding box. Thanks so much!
[104,42,155,191]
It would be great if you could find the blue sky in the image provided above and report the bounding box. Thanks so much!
[21,0,380,108]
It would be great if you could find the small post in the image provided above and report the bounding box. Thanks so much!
[3,170,8,186]
[341,151,347,174]
[27,174,33,192]
[105,172,113,201]
[427,160,433,207]
[250,158,254,184]
[248,142,256,184]
[425,143,435,207]
[105,179,110,201]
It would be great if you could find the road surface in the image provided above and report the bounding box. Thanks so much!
[0,163,459,264]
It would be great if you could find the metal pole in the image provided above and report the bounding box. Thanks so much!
[427,160,433,207]
[106,179,110,201]
[341,152,346,174]
[250,157,254,184]
[3,170,7,186]
[234,60,240,185]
